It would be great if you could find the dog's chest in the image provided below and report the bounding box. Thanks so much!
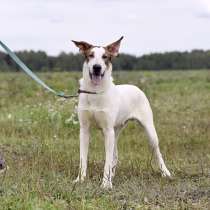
[78,93,117,128]
[78,94,110,112]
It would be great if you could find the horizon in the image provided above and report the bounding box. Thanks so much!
[1,46,210,57]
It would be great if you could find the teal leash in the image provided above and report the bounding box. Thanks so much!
[0,41,79,99]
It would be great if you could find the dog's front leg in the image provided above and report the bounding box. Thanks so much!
[74,126,90,183]
[101,127,115,189]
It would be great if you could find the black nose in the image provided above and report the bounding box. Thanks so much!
[93,64,102,75]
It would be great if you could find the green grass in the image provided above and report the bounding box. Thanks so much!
[0,70,210,209]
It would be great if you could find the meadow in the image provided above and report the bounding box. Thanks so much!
[0,70,210,209]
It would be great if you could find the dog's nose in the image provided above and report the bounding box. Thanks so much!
[93,64,102,75]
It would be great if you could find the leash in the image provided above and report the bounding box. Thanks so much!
[0,41,98,98]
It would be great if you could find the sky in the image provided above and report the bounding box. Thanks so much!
[1,0,210,56]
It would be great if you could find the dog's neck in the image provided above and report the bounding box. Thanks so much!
[80,62,114,93]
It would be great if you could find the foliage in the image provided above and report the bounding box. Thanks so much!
[1,50,210,72]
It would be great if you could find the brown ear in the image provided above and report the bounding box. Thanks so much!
[72,40,93,53]
[105,36,124,57]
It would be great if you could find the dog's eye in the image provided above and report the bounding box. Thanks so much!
[102,54,108,59]
[88,53,94,58]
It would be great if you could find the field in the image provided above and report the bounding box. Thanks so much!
[0,70,210,209]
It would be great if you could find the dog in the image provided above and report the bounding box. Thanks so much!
[72,37,171,189]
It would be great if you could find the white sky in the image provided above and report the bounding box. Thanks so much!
[1,0,210,56]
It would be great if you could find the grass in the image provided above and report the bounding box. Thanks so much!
[0,70,210,209]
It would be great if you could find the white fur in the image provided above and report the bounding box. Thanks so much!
[74,47,171,189]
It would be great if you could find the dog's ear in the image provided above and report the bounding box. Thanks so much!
[72,40,93,53]
[105,36,124,57]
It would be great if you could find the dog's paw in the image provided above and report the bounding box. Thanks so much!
[101,180,113,189]
[161,168,171,178]
[73,176,85,184]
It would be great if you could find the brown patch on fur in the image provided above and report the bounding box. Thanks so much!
[102,49,112,68]
[104,36,123,57]
[84,50,95,62]
[72,41,102,61]
[72,40,93,55]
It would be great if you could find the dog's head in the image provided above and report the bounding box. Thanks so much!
[72,37,123,86]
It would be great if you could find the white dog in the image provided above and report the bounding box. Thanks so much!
[72,37,171,189]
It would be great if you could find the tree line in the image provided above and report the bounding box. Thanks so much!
[0,49,210,72]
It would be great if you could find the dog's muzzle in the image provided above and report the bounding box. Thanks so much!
[89,64,105,86]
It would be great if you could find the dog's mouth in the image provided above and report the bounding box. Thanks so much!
[89,71,105,86]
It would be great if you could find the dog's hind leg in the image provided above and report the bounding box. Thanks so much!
[143,122,171,177]
[134,108,171,177]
